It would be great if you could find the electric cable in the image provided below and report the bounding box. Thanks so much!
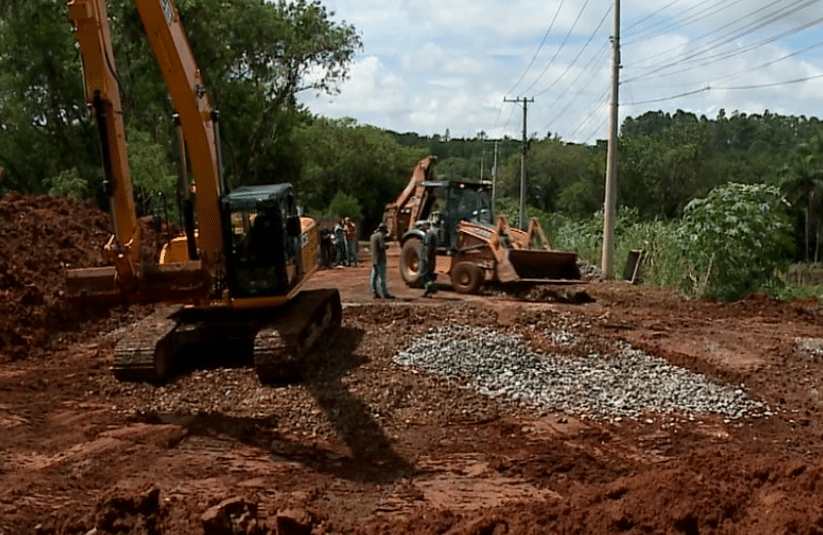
[520,0,594,95]
[623,0,817,82]
[506,0,566,96]
[535,5,612,98]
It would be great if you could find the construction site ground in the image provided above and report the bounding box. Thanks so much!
[3,193,823,534]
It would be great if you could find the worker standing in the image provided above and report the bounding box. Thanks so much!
[418,220,438,297]
[369,223,394,299]
[343,216,358,267]
[319,228,334,268]
[333,219,346,267]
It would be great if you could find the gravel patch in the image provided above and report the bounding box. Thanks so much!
[393,325,769,420]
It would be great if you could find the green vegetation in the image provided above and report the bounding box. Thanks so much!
[676,183,793,301]
[1,3,822,301]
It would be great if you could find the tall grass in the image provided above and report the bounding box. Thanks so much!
[548,211,685,287]
[496,198,794,298]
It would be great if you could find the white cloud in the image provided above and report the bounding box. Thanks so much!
[297,0,823,143]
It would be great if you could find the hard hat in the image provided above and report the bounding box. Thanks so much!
[414,220,430,229]
[377,222,387,231]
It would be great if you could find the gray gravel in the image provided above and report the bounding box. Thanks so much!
[393,325,768,420]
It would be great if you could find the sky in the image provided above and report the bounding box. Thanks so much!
[295,0,823,145]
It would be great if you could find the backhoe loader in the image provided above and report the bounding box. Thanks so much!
[65,0,341,383]
[383,156,581,294]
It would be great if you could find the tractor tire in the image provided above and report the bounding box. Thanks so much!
[450,261,484,294]
[400,238,423,288]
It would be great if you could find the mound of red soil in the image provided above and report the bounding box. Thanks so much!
[0,192,113,361]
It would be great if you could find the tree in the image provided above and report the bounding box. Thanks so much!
[0,0,362,202]
[779,134,823,261]
[113,0,362,188]
[324,191,363,222]
[0,1,95,195]
[293,117,421,231]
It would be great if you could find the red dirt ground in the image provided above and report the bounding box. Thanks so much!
[3,193,823,534]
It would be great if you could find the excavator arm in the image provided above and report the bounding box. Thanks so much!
[130,0,225,267]
[68,0,139,271]
[69,0,224,267]
[66,0,220,303]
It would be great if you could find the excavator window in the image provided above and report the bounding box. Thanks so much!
[227,208,288,296]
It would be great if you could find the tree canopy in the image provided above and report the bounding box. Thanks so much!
[0,0,361,202]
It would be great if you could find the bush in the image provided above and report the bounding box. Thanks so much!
[45,168,88,200]
[676,182,794,301]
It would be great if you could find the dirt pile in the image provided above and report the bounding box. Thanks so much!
[0,192,112,360]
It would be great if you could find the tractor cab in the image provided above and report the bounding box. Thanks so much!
[417,180,494,251]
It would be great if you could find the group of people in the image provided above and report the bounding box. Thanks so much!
[321,217,440,299]
[369,219,438,299]
[319,216,358,269]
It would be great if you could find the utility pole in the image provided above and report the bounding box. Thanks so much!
[601,0,620,279]
[492,140,499,212]
[478,131,485,182]
[504,96,534,229]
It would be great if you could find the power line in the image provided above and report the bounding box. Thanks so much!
[520,0,594,95]
[624,11,823,86]
[537,40,610,131]
[622,71,823,107]
[506,0,566,96]
[623,0,819,83]
[622,0,686,35]
[622,0,737,47]
[535,5,612,98]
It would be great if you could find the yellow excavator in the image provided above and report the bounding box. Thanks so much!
[65,0,341,383]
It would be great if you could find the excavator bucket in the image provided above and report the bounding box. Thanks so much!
[66,261,211,306]
[500,249,581,283]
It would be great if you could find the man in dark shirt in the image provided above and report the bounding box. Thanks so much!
[333,220,346,266]
[369,223,394,299]
[419,220,438,297]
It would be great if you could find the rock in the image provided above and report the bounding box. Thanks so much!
[202,497,262,535]
[275,508,314,535]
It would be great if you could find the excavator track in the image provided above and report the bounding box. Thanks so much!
[112,304,186,383]
[253,288,342,383]
[111,289,341,384]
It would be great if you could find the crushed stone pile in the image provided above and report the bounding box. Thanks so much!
[394,324,768,421]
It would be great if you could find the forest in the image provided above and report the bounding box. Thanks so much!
[2,1,823,301]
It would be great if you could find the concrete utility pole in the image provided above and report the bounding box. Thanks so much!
[492,140,499,212]
[601,0,620,279]
[478,131,485,182]
[504,97,534,229]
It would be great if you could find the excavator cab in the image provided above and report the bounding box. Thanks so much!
[221,184,302,299]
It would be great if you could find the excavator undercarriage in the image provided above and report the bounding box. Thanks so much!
[113,288,341,383]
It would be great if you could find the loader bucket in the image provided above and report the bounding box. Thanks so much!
[502,249,581,283]
[66,261,211,306]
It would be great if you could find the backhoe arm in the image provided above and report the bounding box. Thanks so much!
[383,155,438,239]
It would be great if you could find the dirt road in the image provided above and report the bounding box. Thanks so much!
[3,195,823,534]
